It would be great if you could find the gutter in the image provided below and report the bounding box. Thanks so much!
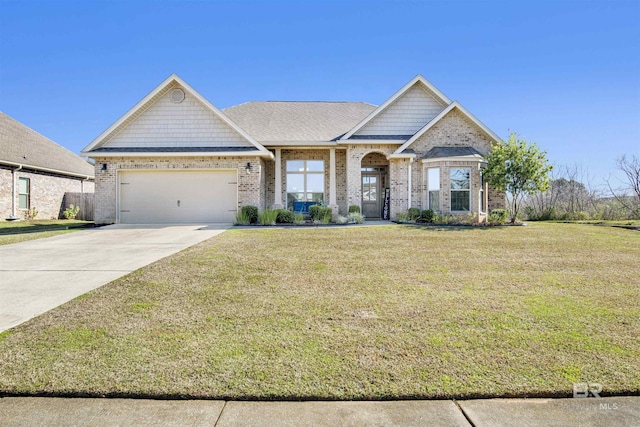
[0,160,94,180]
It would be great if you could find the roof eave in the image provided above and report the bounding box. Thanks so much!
[421,154,484,163]
[83,150,273,159]
[387,153,417,160]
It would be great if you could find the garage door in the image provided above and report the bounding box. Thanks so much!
[119,170,237,223]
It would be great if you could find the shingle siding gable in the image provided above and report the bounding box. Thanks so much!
[355,84,447,136]
[103,84,252,148]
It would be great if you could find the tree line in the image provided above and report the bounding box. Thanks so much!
[483,133,640,222]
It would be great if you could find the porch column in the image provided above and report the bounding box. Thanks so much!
[407,160,412,209]
[273,148,283,209]
[329,148,338,213]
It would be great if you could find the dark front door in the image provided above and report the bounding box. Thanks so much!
[362,173,381,218]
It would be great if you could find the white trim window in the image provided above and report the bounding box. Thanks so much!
[18,177,30,210]
[286,160,324,209]
[427,168,440,211]
[450,168,470,211]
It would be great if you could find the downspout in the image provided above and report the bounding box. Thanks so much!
[11,164,23,219]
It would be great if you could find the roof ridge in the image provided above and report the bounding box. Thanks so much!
[223,101,376,109]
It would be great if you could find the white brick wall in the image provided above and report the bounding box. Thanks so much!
[103,84,251,148]
[356,83,446,136]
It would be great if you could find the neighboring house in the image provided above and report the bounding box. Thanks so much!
[81,74,505,224]
[0,112,95,220]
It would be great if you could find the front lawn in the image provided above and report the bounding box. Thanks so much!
[0,220,92,245]
[0,223,637,399]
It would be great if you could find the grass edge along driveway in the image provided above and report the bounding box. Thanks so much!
[0,223,638,399]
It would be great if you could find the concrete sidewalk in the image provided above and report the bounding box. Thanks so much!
[0,397,637,426]
[0,224,229,332]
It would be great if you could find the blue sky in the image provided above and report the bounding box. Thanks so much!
[1,0,638,187]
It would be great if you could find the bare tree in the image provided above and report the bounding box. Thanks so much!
[607,154,640,219]
[524,163,600,220]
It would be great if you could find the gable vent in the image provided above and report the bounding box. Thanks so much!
[170,88,185,103]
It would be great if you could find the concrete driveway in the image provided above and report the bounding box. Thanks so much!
[0,224,230,332]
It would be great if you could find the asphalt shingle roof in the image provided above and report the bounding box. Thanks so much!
[223,101,376,142]
[0,112,94,177]
[421,146,483,159]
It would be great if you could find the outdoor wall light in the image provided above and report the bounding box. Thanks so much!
[245,162,252,174]
[101,163,108,172]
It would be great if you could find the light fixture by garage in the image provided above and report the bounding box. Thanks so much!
[245,162,252,174]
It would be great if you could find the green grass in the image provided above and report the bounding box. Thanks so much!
[0,223,638,399]
[0,220,92,245]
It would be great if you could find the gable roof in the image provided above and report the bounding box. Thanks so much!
[394,101,502,154]
[340,75,451,140]
[82,74,272,157]
[223,101,376,143]
[0,112,94,178]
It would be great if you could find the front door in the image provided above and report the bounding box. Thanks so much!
[362,173,381,218]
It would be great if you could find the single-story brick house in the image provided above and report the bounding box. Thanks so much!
[82,74,504,224]
[1,112,95,220]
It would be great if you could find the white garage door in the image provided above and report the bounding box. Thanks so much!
[119,170,237,223]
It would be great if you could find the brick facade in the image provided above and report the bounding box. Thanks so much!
[92,156,263,224]
[0,165,94,220]
[398,108,505,220]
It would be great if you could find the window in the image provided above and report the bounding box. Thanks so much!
[480,172,486,212]
[286,160,324,209]
[427,168,440,211]
[18,178,30,210]
[450,168,470,211]
[362,175,377,202]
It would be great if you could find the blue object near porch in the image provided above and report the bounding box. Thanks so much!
[293,201,316,214]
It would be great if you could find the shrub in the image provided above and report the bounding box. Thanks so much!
[24,207,38,220]
[421,209,435,223]
[276,209,294,224]
[335,215,349,224]
[348,205,361,214]
[572,211,590,221]
[407,207,420,221]
[234,209,251,225]
[309,205,332,222]
[241,205,258,224]
[308,205,321,220]
[258,208,278,225]
[63,204,80,220]
[348,212,365,224]
[525,206,557,221]
[396,212,409,222]
[488,209,508,225]
[293,212,305,224]
[462,212,478,225]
